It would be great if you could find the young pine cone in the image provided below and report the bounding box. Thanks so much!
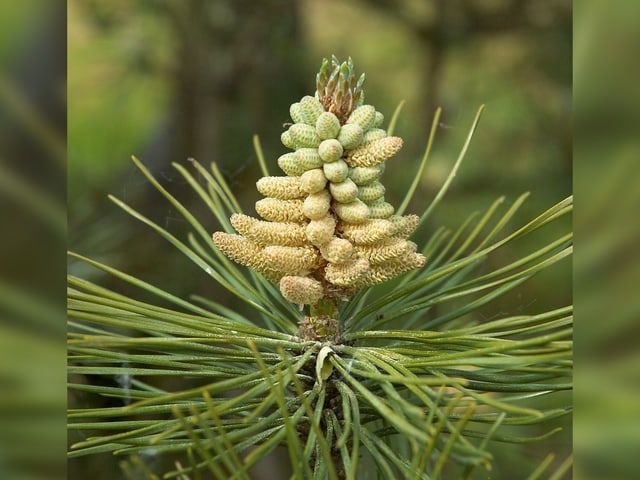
[213,56,425,308]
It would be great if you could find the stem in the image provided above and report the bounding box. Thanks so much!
[299,297,341,343]
[310,297,339,318]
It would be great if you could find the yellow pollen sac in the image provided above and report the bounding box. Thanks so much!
[368,198,395,219]
[362,252,427,286]
[212,232,260,266]
[357,181,385,204]
[281,130,295,149]
[262,245,320,274]
[256,176,305,199]
[319,237,355,264]
[229,213,257,236]
[323,159,349,183]
[255,198,306,223]
[346,136,403,167]
[329,178,359,203]
[349,165,382,185]
[346,104,376,132]
[318,138,344,163]
[279,275,324,305]
[289,123,321,148]
[212,232,282,282]
[303,190,332,220]
[354,238,416,265]
[299,95,325,125]
[389,214,420,238]
[373,111,384,128]
[289,102,305,124]
[363,128,387,144]
[315,111,341,140]
[300,168,328,194]
[339,219,395,244]
[230,214,307,247]
[325,258,370,287]
[306,215,336,246]
[294,148,324,171]
[277,152,305,176]
[333,198,370,224]
[336,123,364,150]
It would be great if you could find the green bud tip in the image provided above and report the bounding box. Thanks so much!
[316,55,366,125]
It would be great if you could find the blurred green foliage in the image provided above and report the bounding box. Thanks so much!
[574,1,640,479]
[0,1,66,480]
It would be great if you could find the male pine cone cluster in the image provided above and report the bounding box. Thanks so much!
[213,57,425,307]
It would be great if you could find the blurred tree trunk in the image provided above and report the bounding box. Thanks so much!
[359,0,570,126]
[145,0,307,178]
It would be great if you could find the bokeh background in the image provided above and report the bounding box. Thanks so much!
[10,1,640,479]
[0,1,65,479]
[573,2,640,479]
